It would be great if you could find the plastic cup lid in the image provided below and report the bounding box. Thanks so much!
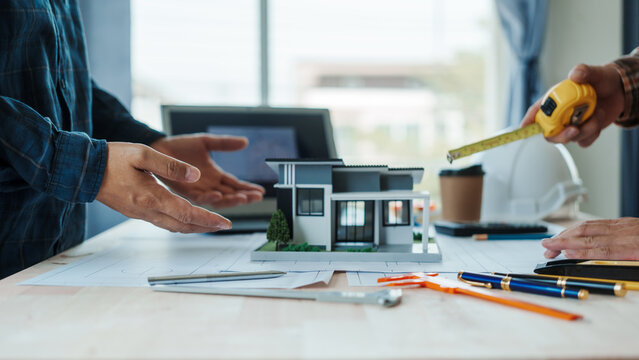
[439,164,484,177]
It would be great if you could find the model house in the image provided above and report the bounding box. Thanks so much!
[264,158,429,253]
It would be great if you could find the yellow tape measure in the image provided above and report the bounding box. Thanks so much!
[447,80,597,163]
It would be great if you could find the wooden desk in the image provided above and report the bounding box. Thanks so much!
[1,218,638,360]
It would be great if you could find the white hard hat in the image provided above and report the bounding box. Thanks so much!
[478,130,586,222]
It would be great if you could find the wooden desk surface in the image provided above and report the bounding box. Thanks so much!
[1,218,638,360]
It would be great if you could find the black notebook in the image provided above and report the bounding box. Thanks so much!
[433,221,548,237]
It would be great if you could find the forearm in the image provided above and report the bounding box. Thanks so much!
[91,82,166,145]
[0,96,106,203]
[611,47,639,127]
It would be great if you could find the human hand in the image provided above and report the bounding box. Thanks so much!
[96,142,232,233]
[150,134,265,209]
[541,218,639,260]
[520,63,625,147]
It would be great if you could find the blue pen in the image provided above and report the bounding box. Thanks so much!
[473,233,553,240]
[457,271,589,300]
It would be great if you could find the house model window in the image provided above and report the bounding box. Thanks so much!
[336,201,374,243]
[297,188,324,216]
[383,200,410,226]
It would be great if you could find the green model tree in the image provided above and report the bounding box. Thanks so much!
[266,209,291,250]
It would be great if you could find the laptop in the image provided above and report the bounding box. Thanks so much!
[162,105,338,232]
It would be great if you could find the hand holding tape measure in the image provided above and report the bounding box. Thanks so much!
[447,79,597,163]
[447,63,626,163]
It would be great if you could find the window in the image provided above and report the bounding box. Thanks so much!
[383,200,410,226]
[131,0,497,206]
[297,188,324,216]
[338,201,366,227]
[336,201,374,242]
[131,0,259,130]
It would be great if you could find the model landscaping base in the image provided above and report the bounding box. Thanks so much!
[250,241,442,262]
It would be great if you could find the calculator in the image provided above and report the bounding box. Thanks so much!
[433,221,548,237]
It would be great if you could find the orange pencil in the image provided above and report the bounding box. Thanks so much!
[379,274,582,321]
[377,272,438,282]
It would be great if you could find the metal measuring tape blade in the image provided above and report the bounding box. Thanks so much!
[446,122,543,163]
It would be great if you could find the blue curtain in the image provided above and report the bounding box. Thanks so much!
[621,0,639,217]
[495,0,547,127]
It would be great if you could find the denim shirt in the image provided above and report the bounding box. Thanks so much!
[0,0,165,278]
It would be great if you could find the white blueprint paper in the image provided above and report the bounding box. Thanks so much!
[21,232,331,289]
[233,232,557,273]
[23,220,562,287]
[346,222,566,286]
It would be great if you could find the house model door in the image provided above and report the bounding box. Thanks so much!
[335,200,375,245]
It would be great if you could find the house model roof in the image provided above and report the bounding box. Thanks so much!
[264,158,344,165]
[265,158,424,184]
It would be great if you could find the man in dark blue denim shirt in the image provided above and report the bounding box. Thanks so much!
[0,1,264,278]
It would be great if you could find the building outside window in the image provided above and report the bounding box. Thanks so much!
[383,200,410,226]
[297,188,324,216]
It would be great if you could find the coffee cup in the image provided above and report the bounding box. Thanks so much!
[439,164,484,222]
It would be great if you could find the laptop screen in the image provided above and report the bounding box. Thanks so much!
[206,125,299,184]
[162,106,337,198]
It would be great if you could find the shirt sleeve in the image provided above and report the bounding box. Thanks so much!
[0,96,107,203]
[91,81,166,145]
[611,46,639,127]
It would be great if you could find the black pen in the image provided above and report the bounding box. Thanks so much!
[493,272,626,297]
